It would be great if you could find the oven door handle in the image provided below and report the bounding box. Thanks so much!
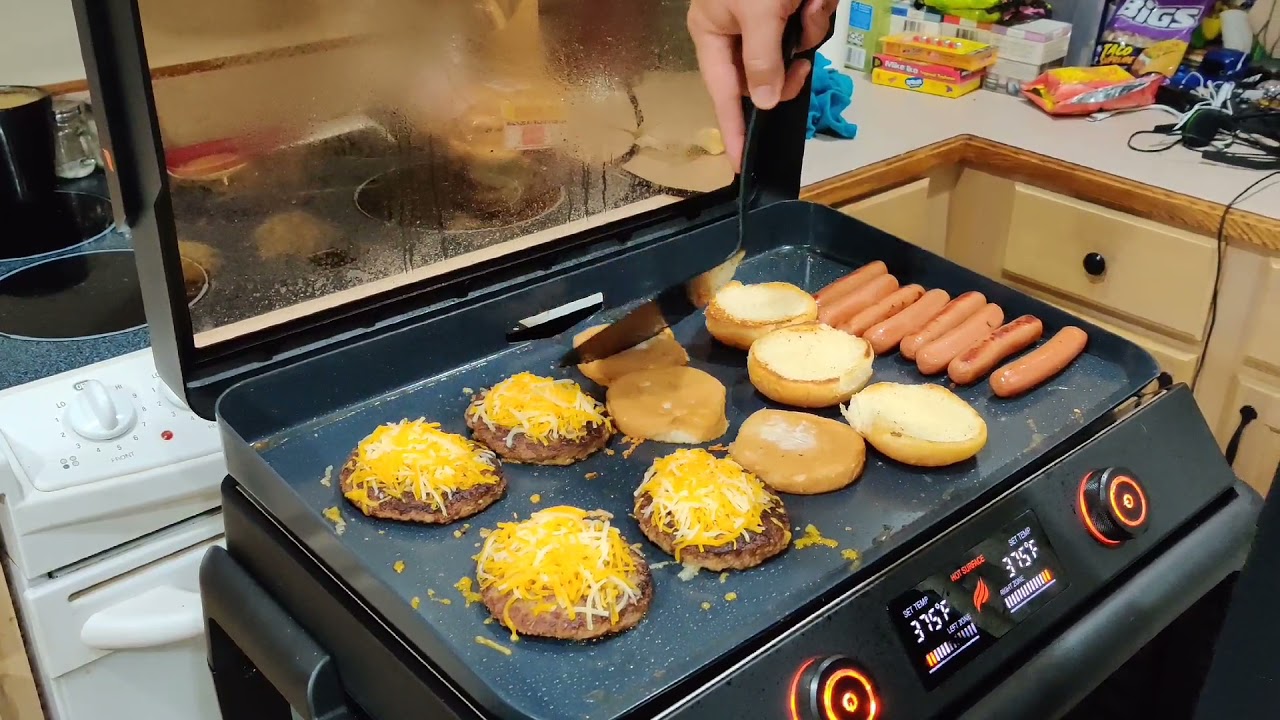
[200,545,358,720]
[80,585,203,650]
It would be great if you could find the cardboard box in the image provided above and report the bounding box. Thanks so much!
[871,66,983,98]
[982,57,1066,95]
[873,54,981,84]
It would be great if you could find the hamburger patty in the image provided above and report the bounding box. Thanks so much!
[480,547,653,640]
[465,395,612,465]
[338,454,506,524]
[634,494,791,571]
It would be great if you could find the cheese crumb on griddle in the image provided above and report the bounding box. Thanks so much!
[474,636,512,656]
[724,592,738,602]
[320,465,333,487]
[411,597,421,609]
[794,524,839,550]
[322,506,347,535]
[393,560,406,573]
[454,577,484,606]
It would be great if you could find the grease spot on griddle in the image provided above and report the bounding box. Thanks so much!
[872,524,895,547]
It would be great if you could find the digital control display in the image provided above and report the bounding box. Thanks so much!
[887,511,1067,689]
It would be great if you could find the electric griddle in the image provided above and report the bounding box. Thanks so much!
[72,1,1261,718]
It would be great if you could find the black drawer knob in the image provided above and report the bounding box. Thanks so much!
[1083,252,1107,277]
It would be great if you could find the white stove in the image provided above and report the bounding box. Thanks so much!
[0,348,225,720]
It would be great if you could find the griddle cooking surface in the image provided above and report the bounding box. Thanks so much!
[253,245,1139,720]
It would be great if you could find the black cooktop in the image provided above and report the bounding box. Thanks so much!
[0,190,113,261]
[0,249,146,340]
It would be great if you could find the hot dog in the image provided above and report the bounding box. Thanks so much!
[817,273,899,327]
[815,261,889,306]
[841,284,926,336]
[991,327,1089,398]
[864,288,952,355]
[915,303,1005,376]
[947,315,1044,385]
[900,291,987,361]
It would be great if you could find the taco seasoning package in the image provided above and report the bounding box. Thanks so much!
[1093,0,1215,77]
[1021,66,1164,116]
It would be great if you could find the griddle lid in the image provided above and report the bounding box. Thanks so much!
[71,0,811,418]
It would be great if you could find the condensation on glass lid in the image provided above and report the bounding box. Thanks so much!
[354,162,565,233]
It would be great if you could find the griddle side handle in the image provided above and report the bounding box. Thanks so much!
[201,546,358,720]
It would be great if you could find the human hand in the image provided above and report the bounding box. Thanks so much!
[688,0,837,170]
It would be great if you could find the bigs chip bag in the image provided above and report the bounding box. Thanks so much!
[1093,0,1215,77]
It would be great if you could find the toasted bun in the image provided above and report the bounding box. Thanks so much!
[840,383,987,467]
[606,366,728,443]
[572,325,689,387]
[687,249,746,308]
[729,409,866,494]
[747,323,874,408]
[705,281,819,350]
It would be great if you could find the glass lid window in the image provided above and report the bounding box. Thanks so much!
[137,0,732,346]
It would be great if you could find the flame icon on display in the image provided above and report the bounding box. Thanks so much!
[973,578,991,613]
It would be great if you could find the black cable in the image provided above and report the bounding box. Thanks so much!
[1189,170,1280,391]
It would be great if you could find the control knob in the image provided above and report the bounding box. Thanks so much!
[64,380,137,441]
[790,656,880,720]
[1078,467,1149,546]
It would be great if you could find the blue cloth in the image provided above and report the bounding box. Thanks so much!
[807,52,858,140]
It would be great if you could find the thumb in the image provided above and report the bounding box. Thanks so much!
[738,5,790,109]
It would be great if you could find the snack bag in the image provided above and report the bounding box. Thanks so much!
[1093,0,1215,77]
[1021,66,1164,115]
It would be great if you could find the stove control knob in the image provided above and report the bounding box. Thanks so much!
[1078,467,1149,546]
[790,656,880,720]
[157,379,189,411]
[64,380,137,441]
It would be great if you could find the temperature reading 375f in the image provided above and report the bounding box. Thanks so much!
[1003,527,1039,578]
[908,599,952,643]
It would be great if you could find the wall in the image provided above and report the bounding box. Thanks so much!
[0,0,85,86]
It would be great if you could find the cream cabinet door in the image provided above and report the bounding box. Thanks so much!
[838,179,947,256]
[1219,372,1280,495]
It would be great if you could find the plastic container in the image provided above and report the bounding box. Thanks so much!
[880,33,996,70]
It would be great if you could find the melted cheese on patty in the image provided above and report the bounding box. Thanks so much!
[468,372,610,446]
[475,507,642,636]
[635,448,778,561]
[343,419,500,517]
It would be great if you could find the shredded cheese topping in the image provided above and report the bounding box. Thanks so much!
[475,506,643,637]
[342,419,500,518]
[467,373,609,446]
[635,449,778,561]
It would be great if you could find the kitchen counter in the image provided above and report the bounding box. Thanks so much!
[798,74,1280,250]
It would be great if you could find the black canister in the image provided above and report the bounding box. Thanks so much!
[0,85,57,212]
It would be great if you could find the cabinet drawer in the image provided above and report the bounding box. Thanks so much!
[1244,258,1280,373]
[1001,184,1216,340]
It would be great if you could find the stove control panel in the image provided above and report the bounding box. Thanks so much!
[0,350,221,492]
[666,387,1244,720]
[1077,467,1149,546]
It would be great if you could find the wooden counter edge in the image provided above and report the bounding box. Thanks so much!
[801,134,1280,253]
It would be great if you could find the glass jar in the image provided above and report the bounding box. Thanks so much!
[52,99,99,180]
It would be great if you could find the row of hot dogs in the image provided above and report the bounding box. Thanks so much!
[813,261,1089,398]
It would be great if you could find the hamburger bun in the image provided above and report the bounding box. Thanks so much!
[687,249,746,307]
[840,382,987,467]
[747,323,874,408]
[340,419,506,524]
[634,449,790,571]
[476,507,652,640]
[465,373,612,465]
[572,324,689,387]
[729,409,866,495]
[606,366,729,444]
[705,281,819,350]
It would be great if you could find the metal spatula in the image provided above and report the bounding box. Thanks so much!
[562,15,805,367]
